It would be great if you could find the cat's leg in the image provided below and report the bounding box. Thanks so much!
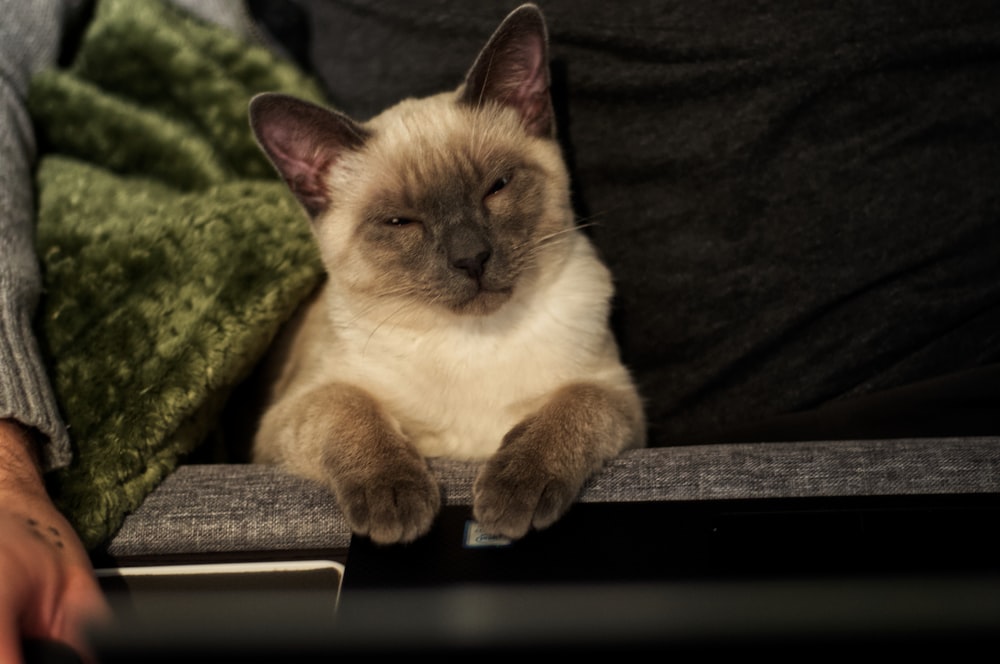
[473,382,645,539]
[254,382,441,544]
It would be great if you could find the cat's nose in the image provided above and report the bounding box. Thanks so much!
[451,249,491,281]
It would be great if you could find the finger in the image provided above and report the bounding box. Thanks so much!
[54,576,113,664]
[0,603,26,664]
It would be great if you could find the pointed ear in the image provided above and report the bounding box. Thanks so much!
[249,93,369,218]
[459,3,554,138]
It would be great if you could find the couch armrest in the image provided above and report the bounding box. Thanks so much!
[102,437,1000,563]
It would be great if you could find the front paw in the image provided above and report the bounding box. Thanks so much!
[472,441,579,540]
[338,454,441,545]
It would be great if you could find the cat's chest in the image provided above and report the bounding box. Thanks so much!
[339,309,584,458]
[327,241,614,459]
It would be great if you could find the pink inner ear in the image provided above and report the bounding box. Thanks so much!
[251,93,370,217]
[511,45,552,134]
[287,157,332,217]
[510,34,552,136]
[460,8,555,137]
[262,123,333,217]
[518,33,548,98]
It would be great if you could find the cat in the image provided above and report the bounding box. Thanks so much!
[247,3,646,545]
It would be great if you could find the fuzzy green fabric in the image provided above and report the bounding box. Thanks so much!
[28,0,327,550]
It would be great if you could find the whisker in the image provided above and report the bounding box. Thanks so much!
[540,222,600,244]
[573,219,606,232]
[365,299,420,352]
[508,223,580,254]
[328,283,428,331]
[574,204,628,227]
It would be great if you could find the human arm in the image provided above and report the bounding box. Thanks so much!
[0,1,110,662]
[0,0,74,469]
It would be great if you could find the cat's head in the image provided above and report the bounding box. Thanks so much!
[249,3,574,318]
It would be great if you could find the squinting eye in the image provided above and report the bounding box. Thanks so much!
[387,217,415,227]
[485,175,510,197]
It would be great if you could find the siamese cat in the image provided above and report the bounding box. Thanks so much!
[248,3,645,545]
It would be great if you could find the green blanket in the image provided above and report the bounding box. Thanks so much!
[29,0,326,550]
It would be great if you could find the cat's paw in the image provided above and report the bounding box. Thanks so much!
[472,441,579,540]
[337,456,441,545]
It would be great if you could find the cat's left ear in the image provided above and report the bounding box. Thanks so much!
[249,93,369,218]
[459,3,554,138]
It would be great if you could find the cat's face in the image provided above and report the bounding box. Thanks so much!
[250,4,566,317]
[317,96,571,316]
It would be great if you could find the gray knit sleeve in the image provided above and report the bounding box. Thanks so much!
[0,0,77,470]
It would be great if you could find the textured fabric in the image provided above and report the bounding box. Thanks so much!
[283,0,1000,445]
[107,464,353,557]
[0,0,79,469]
[29,0,326,549]
[106,439,1000,558]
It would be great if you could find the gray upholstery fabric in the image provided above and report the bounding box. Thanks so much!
[106,464,352,558]
[106,438,1000,559]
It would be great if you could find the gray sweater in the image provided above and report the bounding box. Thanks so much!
[0,0,73,469]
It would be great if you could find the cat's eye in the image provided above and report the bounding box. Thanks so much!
[387,217,416,227]
[485,175,511,198]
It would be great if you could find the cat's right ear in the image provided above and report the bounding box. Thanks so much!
[249,93,369,218]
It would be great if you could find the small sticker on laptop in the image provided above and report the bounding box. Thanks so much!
[463,520,513,548]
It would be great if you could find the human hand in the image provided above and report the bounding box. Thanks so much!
[0,421,111,664]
